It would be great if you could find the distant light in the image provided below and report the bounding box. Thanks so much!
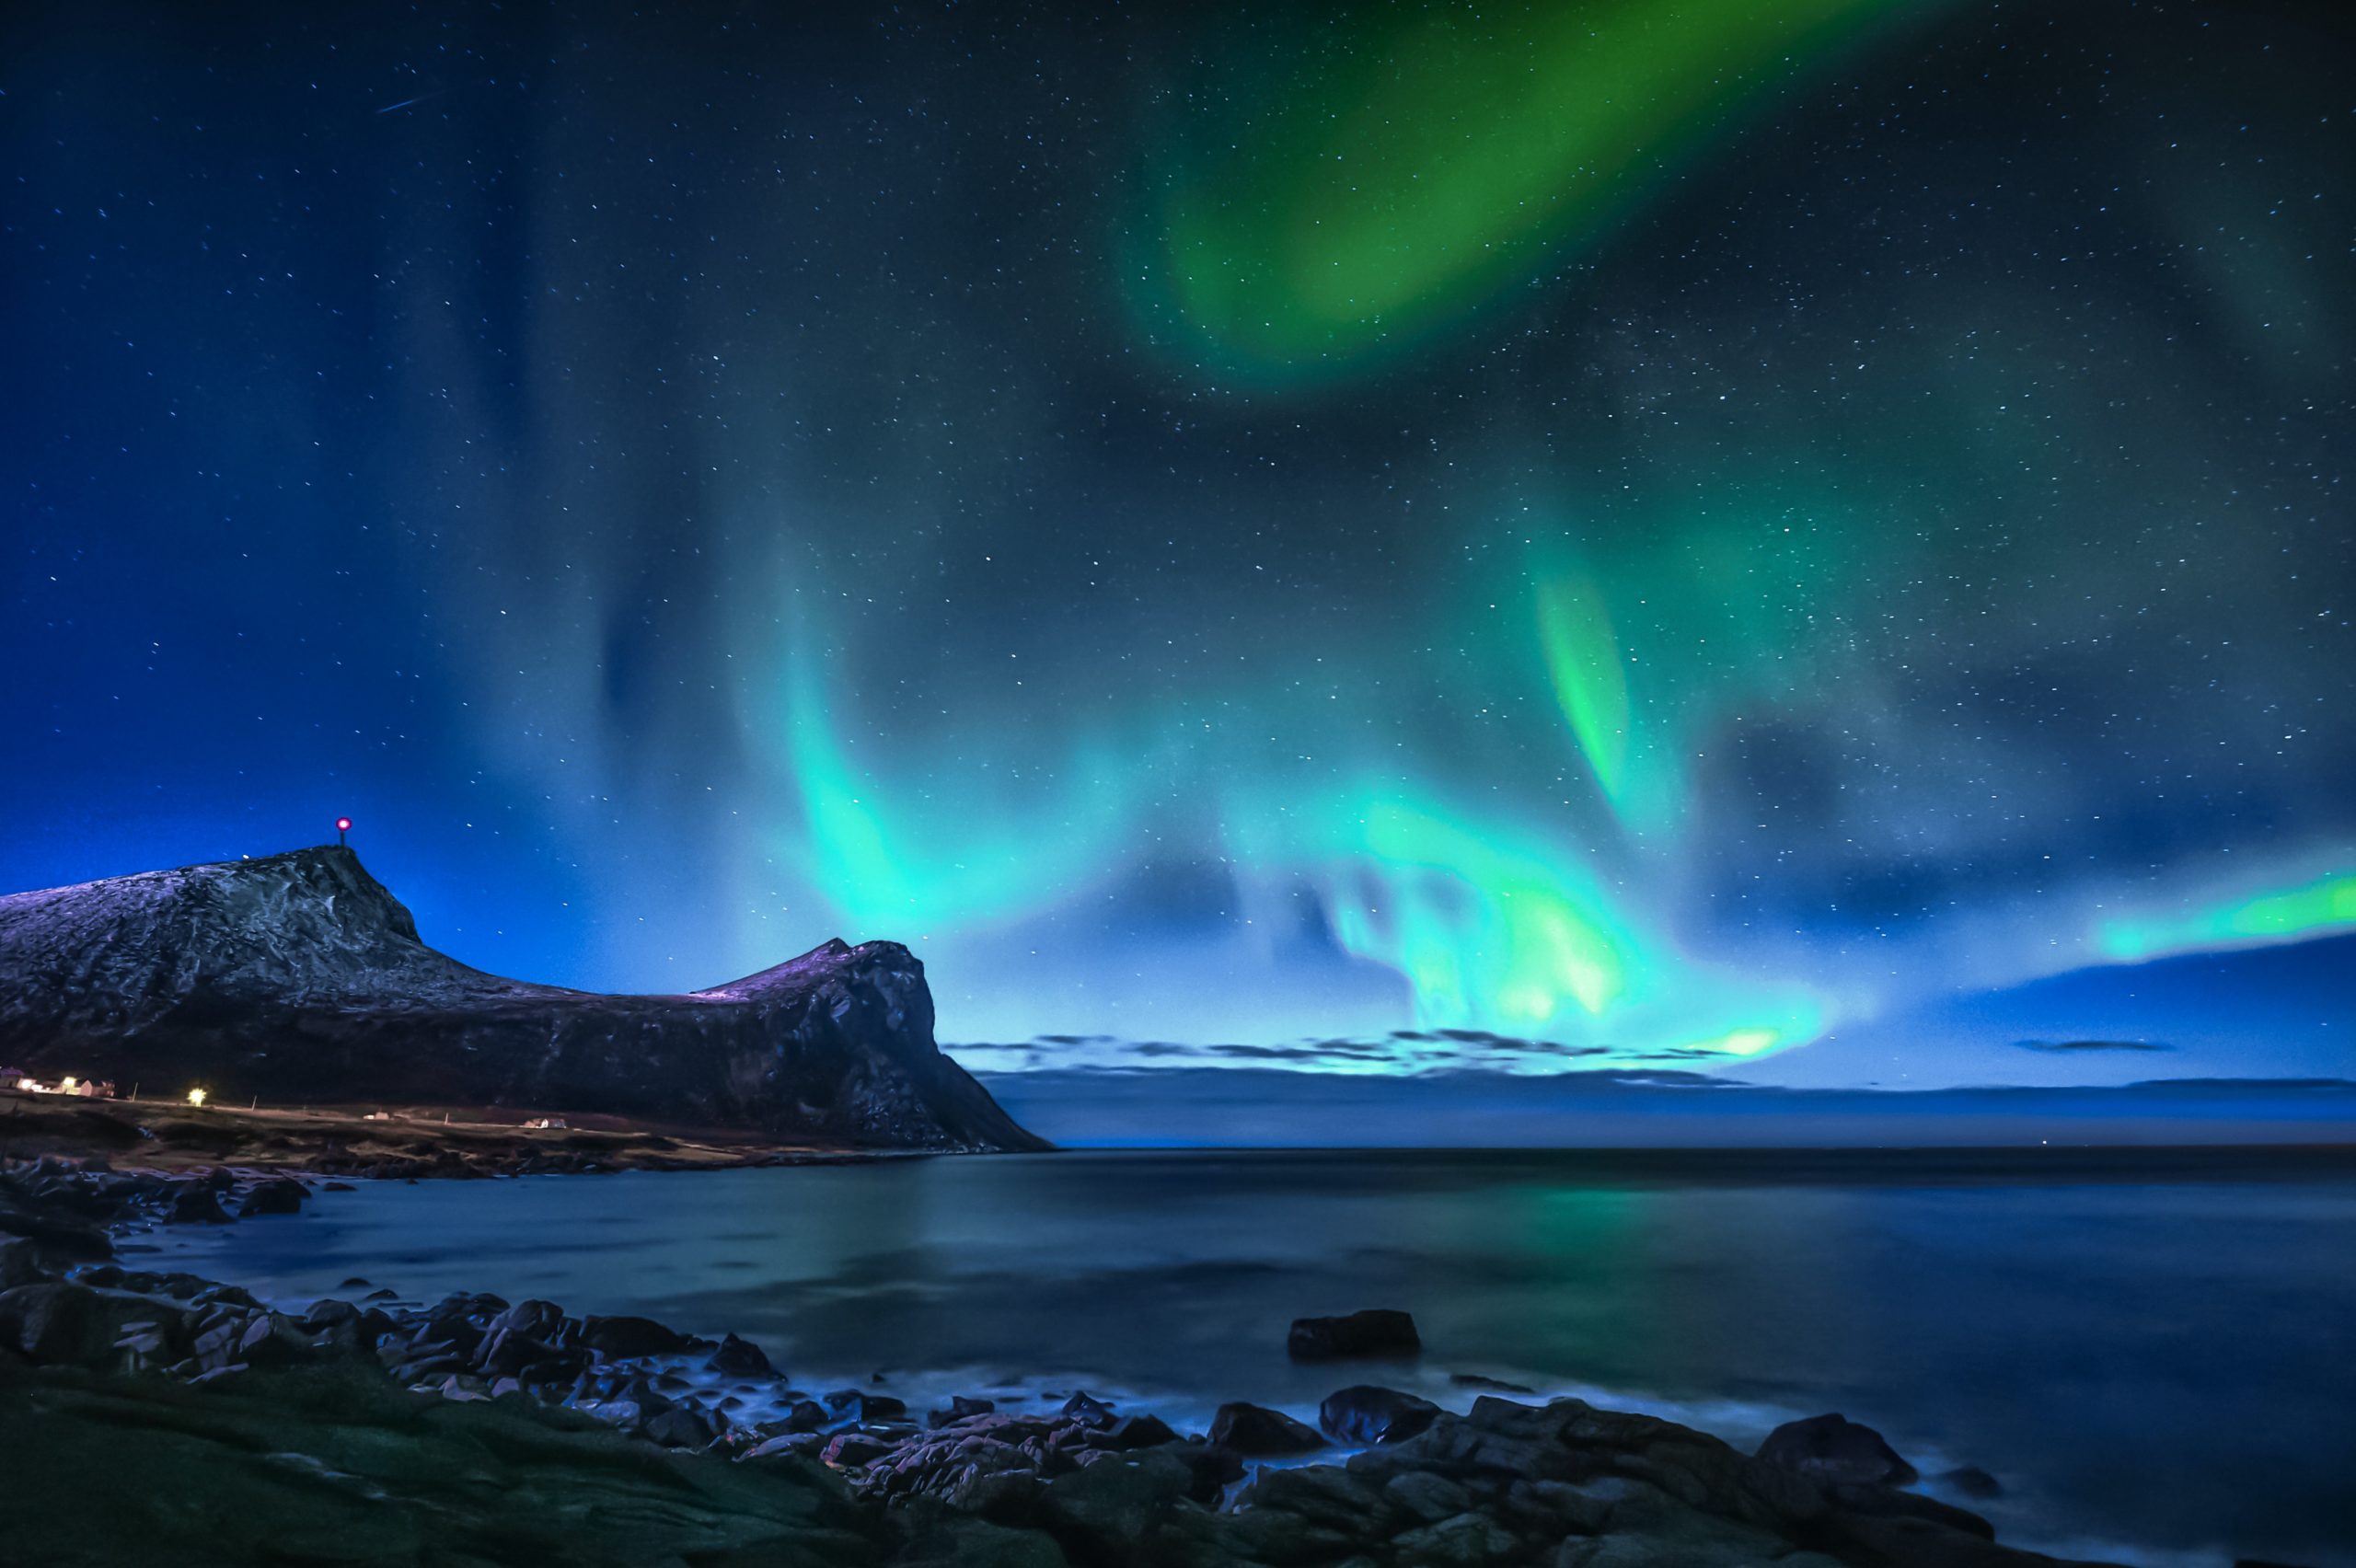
[186,1087,208,1108]
[336,817,352,833]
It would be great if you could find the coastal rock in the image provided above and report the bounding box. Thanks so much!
[0,847,1047,1151]
[237,1178,308,1217]
[165,1186,234,1225]
[930,1395,997,1428]
[1207,1401,1326,1456]
[1320,1386,1442,1446]
[0,1282,110,1366]
[1289,1308,1421,1361]
[707,1332,773,1378]
[581,1314,692,1358]
[1756,1412,1919,1487]
[1057,1390,1116,1429]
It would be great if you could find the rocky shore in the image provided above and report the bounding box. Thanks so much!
[0,1154,2133,1568]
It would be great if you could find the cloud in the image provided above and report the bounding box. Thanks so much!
[2014,1037,2173,1054]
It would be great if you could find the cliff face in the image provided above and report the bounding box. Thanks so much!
[0,847,1045,1151]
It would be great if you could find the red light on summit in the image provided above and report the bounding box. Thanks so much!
[336,817,352,832]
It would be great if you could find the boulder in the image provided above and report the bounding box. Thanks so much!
[930,1395,998,1428]
[165,1186,233,1226]
[1058,1390,1117,1429]
[1207,1401,1327,1456]
[580,1314,692,1358]
[1289,1309,1421,1361]
[0,1282,110,1366]
[1091,1413,1179,1451]
[1320,1386,1442,1446]
[825,1432,897,1468]
[1755,1412,1918,1487]
[236,1178,307,1217]
[706,1332,773,1378]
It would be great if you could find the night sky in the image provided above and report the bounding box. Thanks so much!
[6,2,2352,1088]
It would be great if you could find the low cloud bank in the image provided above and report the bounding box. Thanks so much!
[974,1068,2356,1148]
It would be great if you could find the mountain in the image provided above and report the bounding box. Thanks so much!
[0,847,1045,1151]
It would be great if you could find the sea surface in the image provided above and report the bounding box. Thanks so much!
[135,1147,2356,1568]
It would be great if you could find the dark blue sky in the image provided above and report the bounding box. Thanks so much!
[5,1,2352,1087]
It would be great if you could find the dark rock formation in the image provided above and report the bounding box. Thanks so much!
[1207,1401,1326,1456]
[1318,1384,1442,1445]
[0,846,1045,1151]
[1288,1307,1421,1361]
[1757,1411,1921,1487]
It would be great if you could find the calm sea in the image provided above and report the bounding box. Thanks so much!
[135,1148,2356,1568]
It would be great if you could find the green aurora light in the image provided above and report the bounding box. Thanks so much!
[1151,0,1932,376]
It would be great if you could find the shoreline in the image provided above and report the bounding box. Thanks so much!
[0,1149,2150,1568]
[0,1087,932,1181]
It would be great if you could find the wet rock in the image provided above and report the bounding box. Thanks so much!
[1938,1465,2004,1500]
[642,1405,719,1449]
[580,1313,691,1358]
[1450,1373,1536,1394]
[1208,1401,1327,1456]
[1058,1390,1116,1429]
[930,1395,998,1428]
[1289,1308,1421,1361]
[1756,1412,1918,1487]
[236,1178,307,1217]
[1391,1509,1521,1564]
[165,1186,233,1225]
[1091,1412,1178,1451]
[1320,1385,1442,1446]
[1035,1447,1201,1563]
[826,1431,897,1468]
[826,1389,908,1424]
[1385,1470,1474,1523]
[706,1332,772,1378]
[745,1431,828,1461]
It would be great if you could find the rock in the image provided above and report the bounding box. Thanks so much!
[1938,1465,2004,1499]
[164,1186,233,1225]
[0,1282,109,1366]
[236,1313,312,1369]
[1390,1510,1521,1564]
[825,1432,897,1468]
[776,1399,830,1434]
[1207,1401,1327,1456]
[0,1238,47,1289]
[642,1406,718,1449]
[705,1332,772,1378]
[1035,1447,1201,1563]
[1091,1413,1178,1451]
[580,1314,692,1358]
[1058,1390,1116,1428]
[930,1395,998,1428]
[1450,1373,1536,1394]
[1289,1309,1421,1361]
[1755,1412,1918,1487]
[744,1432,828,1461]
[1320,1386,1442,1446]
[1384,1470,1474,1523]
[236,1178,307,1217]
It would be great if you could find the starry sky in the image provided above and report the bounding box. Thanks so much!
[5,1,2352,1090]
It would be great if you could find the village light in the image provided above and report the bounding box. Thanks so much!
[186,1087,208,1107]
[60,1076,76,1090]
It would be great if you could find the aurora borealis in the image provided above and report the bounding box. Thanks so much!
[6,0,2353,1087]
